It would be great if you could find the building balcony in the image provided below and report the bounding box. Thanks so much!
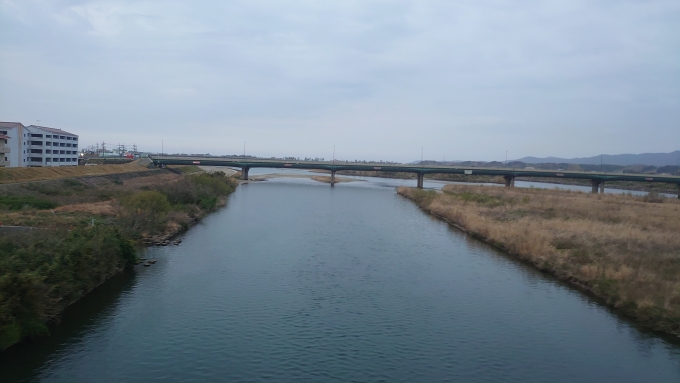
[0,147,9,154]
[0,160,9,167]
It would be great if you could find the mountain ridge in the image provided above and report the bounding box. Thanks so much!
[516,151,680,167]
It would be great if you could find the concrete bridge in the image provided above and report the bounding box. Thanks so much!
[149,156,680,197]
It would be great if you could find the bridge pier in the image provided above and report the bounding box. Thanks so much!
[503,175,515,187]
[330,170,336,187]
[417,173,424,189]
[241,167,249,180]
[591,179,603,194]
[677,184,680,199]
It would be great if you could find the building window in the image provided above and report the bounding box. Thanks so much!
[31,134,43,138]
[30,149,42,154]
[60,158,65,162]
[46,158,51,162]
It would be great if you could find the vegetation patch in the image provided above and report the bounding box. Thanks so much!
[0,226,135,350]
[0,196,57,211]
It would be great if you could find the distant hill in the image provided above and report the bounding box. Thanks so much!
[516,151,680,167]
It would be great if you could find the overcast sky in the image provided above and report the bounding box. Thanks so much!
[1,0,678,162]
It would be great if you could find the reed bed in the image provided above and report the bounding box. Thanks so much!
[398,185,680,337]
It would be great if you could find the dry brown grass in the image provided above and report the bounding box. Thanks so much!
[53,201,118,216]
[0,161,152,184]
[398,184,680,337]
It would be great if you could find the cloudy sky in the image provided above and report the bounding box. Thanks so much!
[1,0,678,162]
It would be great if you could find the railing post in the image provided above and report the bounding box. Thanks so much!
[330,170,336,187]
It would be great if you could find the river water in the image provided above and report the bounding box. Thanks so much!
[2,175,679,382]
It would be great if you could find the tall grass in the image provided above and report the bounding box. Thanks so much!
[398,185,680,337]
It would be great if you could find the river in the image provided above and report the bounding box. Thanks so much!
[2,175,679,382]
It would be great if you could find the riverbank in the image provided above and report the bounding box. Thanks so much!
[0,167,238,350]
[313,169,677,194]
[398,185,680,338]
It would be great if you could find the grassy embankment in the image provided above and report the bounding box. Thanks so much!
[0,167,238,350]
[398,185,680,337]
[0,160,153,184]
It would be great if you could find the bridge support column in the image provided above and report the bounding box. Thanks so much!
[503,175,515,187]
[599,181,605,194]
[330,170,336,187]
[417,173,424,189]
[677,184,680,199]
[241,167,249,180]
[591,179,601,194]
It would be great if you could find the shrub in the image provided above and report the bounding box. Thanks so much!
[0,226,136,350]
[120,191,171,235]
[0,196,57,211]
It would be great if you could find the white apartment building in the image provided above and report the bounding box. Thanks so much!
[0,122,80,167]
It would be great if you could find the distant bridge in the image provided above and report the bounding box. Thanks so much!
[149,156,680,197]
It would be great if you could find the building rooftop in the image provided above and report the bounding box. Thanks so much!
[26,125,78,136]
[0,122,25,129]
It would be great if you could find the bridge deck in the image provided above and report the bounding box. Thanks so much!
[150,156,680,185]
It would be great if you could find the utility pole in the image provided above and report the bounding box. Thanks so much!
[333,145,336,165]
[162,139,164,155]
[243,141,246,161]
[421,147,423,165]
[601,154,603,172]
[505,151,508,166]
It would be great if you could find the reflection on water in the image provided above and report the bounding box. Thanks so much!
[1,176,679,383]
